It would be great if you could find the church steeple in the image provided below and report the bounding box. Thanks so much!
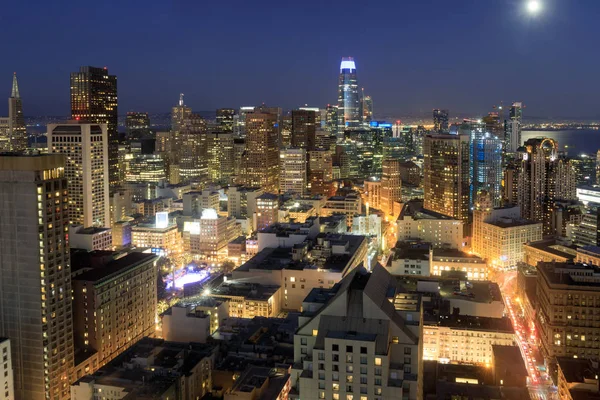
[11,72,20,99]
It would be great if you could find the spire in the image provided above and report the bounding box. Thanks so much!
[179,93,184,107]
[11,72,20,99]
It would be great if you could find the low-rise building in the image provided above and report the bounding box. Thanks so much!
[69,225,113,251]
[224,366,291,400]
[422,306,515,365]
[183,208,241,262]
[320,192,362,227]
[523,239,577,267]
[71,338,216,400]
[387,241,431,276]
[162,298,228,343]
[556,356,600,400]
[112,220,132,248]
[131,214,181,255]
[431,248,487,281]
[207,282,281,319]
[396,200,464,249]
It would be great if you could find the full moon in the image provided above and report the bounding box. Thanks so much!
[527,0,541,14]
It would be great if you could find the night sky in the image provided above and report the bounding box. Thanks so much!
[2,0,599,119]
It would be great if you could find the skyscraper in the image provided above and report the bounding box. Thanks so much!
[432,109,449,133]
[178,114,208,184]
[517,138,577,234]
[8,73,27,152]
[240,112,280,193]
[216,108,235,133]
[506,102,523,152]
[125,112,150,138]
[291,109,316,149]
[381,158,402,216]
[279,148,307,195]
[70,66,118,185]
[47,121,111,227]
[423,134,470,223]
[464,120,503,207]
[0,154,74,400]
[207,131,234,184]
[337,57,360,128]
[360,89,373,122]
[325,104,339,139]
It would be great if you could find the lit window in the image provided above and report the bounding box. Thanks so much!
[375,357,382,366]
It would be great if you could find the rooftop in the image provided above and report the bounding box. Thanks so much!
[424,312,514,334]
[539,261,600,288]
[399,199,457,221]
[72,252,156,283]
[525,239,577,259]
[209,281,280,301]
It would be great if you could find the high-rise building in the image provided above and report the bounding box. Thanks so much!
[325,104,339,139]
[279,148,307,195]
[464,120,503,207]
[47,121,111,227]
[178,114,208,184]
[8,73,27,152]
[207,131,234,184]
[291,109,316,149]
[423,134,470,223]
[125,112,150,138]
[71,252,157,368]
[235,106,255,138]
[216,108,235,133]
[240,112,280,193]
[506,102,523,153]
[361,89,373,122]
[308,149,333,196]
[381,158,402,216]
[70,66,118,185]
[517,138,577,234]
[337,57,360,128]
[433,109,449,133]
[0,154,74,400]
[255,193,279,231]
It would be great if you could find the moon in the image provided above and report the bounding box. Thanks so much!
[527,0,541,15]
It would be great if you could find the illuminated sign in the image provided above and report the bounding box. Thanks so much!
[340,59,356,71]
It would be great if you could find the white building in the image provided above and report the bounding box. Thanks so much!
[69,224,112,251]
[422,314,515,365]
[279,148,307,195]
[162,299,227,343]
[0,338,14,400]
[396,200,464,249]
[182,208,241,262]
[47,121,110,227]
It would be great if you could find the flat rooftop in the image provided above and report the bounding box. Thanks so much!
[210,281,280,300]
[525,239,577,259]
[424,313,514,334]
[72,252,156,283]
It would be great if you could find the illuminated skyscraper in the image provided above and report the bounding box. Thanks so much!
[216,108,235,133]
[308,149,333,196]
[240,112,280,192]
[360,89,373,123]
[291,109,316,149]
[0,154,74,400]
[463,120,503,208]
[207,131,234,184]
[506,102,523,152]
[279,148,307,195]
[432,109,449,133]
[8,73,27,151]
[47,121,111,227]
[178,114,208,184]
[337,57,360,128]
[517,138,577,234]
[381,158,402,216]
[325,104,339,139]
[423,134,470,223]
[70,66,118,185]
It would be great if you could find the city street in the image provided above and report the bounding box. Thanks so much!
[495,269,557,400]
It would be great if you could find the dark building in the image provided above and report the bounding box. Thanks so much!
[291,109,316,149]
[432,109,449,133]
[71,66,118,185]
[125,112,150,138]
[216,108,235,133]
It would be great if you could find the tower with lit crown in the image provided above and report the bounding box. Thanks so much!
[8,73,27,151]
[337,57,360,128]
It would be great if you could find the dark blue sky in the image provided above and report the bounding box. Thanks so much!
[2,0,599,118]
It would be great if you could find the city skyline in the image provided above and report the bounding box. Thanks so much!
[3,1,600,118]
